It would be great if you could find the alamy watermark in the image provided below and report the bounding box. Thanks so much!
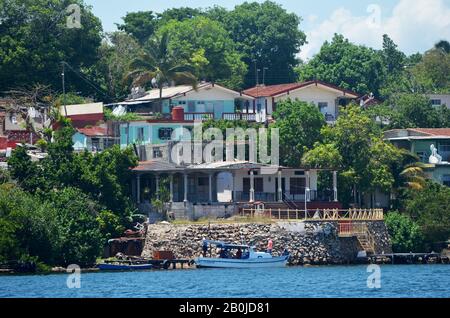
[366,4,382,29]
[367,264,381,289]
[168,123,280,175]
[66,4,81,29]
[66,264,81,289]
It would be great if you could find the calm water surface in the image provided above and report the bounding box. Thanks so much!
[0,265,449,298]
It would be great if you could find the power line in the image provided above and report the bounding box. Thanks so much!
[62,61,110,99]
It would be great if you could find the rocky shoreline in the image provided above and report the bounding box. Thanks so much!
[142,221,392,265]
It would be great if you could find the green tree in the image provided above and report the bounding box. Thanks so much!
[272,99,325,167]
[218,1,306,87]
[125,31,198,113]
[46,187,103,266]
[303,105,402,207]
[0,0,103,94]
[7,146,43,192]
[95,32,143,101]
[385,211,424,253]
[157,7,204,25]
[0,185,56,264]
[117,11,158,44]
[388,93,441,128]
[405,181,450,248]
[381,34,406,74]
[412,48,450,93]
[297,34,385,97]
[158,17,247,89]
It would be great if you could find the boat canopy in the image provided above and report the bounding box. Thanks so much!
[204,240,250,250]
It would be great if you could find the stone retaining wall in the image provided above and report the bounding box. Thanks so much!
[142,221,392,265]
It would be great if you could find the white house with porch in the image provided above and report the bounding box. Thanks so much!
[243,80,360,123]
[132,159,340,221]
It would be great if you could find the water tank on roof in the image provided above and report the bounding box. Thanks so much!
[172,106,185,121]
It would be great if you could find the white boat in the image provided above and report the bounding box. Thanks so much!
[195,241,289,269]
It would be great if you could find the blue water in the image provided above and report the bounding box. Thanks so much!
[0,265,449,298]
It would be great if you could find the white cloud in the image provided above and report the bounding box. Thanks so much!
[300,0,450,61]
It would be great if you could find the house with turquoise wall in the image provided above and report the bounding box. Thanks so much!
[110,82,255,121]
[385,128,450,187]
[72,126,113,152]
[119,121,195,148]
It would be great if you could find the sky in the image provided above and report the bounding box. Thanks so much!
[84,0,450,60]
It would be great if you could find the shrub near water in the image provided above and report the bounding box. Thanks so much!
[0,185,103,267]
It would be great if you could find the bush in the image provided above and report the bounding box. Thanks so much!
[405,181,450,248]
[385,211,424,252]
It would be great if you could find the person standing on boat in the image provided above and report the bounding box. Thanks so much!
[267,239,273,254]
[202,238,208,257]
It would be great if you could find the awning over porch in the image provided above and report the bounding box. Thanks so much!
[132,159,283,173]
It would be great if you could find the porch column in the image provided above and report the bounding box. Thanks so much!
[305,170,311,202]
[155,174,160,200]
[333,171,338,202]
[169,174,174,203]
[183,172,188,203]
[208,172,213,203]
[249,170,255,203]
[278,170,283,202]
[136,175,141,204]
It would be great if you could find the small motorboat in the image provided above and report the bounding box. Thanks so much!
[97,262,152,271]
[195,240,289,269]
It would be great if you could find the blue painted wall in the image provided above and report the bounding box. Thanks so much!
[73,132,87,150]
[120,122,194,148]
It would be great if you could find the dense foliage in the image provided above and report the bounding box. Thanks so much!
[272,100,325,167]
[0,0,102,95]
[2,119,137,266]
[302,105,404,206]
[385,211,424,253]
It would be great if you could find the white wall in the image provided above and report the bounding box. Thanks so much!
[232,169,318,193]
[175,86,251,101]
[427,94,450,109]
[274,86,342,117]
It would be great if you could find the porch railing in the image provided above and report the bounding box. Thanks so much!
[240,208,384,221]
[222,113,257,121]
[234,191,276,202]
[184,112,214,121]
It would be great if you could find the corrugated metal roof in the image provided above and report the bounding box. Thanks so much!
[243,80,360,98]
[133,160,283,172]
[121,82,254,105]
[60,102,103,116]
[76,126,107,137]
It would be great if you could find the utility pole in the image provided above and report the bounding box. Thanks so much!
[62,62,67,117]
[253,59,260,86]
[262,67,268,86]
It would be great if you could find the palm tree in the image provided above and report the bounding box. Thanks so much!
[125,31,198,114]
[400,162,427,190]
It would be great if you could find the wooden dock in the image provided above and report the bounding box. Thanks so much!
[367,252,448,265]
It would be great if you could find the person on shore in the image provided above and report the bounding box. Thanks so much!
[267,239,273,254]
[202,238,208,257]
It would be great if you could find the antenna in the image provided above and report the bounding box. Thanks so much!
[61,62,67,117]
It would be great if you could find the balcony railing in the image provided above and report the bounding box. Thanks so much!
[184,112,214,121]
[222,113,257,121]
[234,191,276,202]
[241,208,384,221]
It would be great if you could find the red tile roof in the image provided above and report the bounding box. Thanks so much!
[243,80,360,98]
[410,128,450,137]
[76,126,107,137]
